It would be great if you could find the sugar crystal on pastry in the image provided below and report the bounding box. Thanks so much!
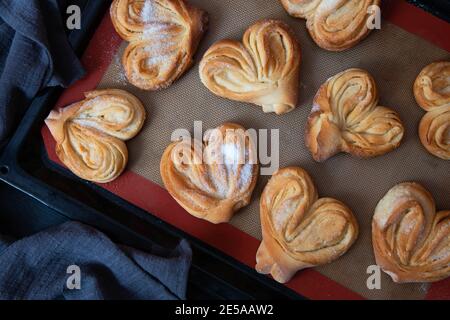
[280,0,380,51]
[372,182,450,283]
[110,0,208,90]
[305,68,404,161]
[141,0,156,21]
[199,19,301,115]
[45,89,146,183]
[160,123,259,224]
[256,167,359,283]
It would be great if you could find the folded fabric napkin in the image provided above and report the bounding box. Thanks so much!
[0,0,85,145]
[0,221,192,300]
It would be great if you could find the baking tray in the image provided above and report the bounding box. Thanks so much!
[0,0,301,300]
[0,0,449,300]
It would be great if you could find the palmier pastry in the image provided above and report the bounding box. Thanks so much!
[413,62,450,160]
[279,0,380,51]
[45,89,146,183]
[372,182,450,283]
[160,123,259,224]
[110,0,208,90]
[305,68,404,162]
[199,19,301,115]
[256,167,359,283]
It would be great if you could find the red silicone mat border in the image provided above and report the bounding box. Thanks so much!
[41,0,450,300]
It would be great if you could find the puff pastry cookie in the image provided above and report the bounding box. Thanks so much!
[256,167,359,283]
[372,183,450,283]
[305,68,404,162]
[45,89,146,183]
[280,0,380,51]
[160,123,259,224]
[413,61,450,160]
[199,19,301,115]
[110,0,208,90]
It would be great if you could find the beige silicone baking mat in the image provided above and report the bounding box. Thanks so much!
[97,0,449,299]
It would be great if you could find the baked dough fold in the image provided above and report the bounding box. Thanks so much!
[45,89,146,183]
[280,0,380,51]
[305,68,404,162]
[199,19,301,115]
[110,0,208,90]
[372,182,450,283]
[256,167,358,283]
[160,123,259,224]
[414,61,450,160]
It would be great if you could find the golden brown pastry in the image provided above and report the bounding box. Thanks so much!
[110,0,208,90]
[372,182,450,283]
[413,62,450,160]
[45,89,146,183]
[199,19,301,115]
[279,0,380,51]
[256,167,358,283]
[160,123,259,224]
[305,68,404,162]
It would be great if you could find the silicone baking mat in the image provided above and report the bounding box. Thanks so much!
[42,0,450,299]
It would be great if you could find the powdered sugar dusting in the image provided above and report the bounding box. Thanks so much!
[210,169,227,198]
[431,248,450,263]
[138,1,174,73]
[112,52,129,86]
[238,164,253,190]
[115,65,129,85]
[272,201,292,232]
[419,283,429,293]
[222,143,242,165]
[138,45,174,79]
[140,0,179,73]
[200,142,254,198]
[399,217,416,234]
[311,103,321,114]
[143,24,171,38]
[141,0,156,22]
[142,55,167,68]
[221,143,254,191]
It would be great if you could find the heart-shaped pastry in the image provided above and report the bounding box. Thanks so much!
[256,167,359,283]
[280,0,380,51]
[414,61,450,160]
[160,123,259,224]
[305,68,404,162]
[45,89,146,183]
[110,0,208,90]
[199,19,301,115]
[372,182,450,283]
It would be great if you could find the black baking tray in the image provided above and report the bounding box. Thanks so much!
[407,0,450,22]
[0,0,448,300]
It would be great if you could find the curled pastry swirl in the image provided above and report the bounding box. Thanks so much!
[110,0,208,90]
[305,68,404,162]
[372,183,450,283]
[280,0,380,51]
[160,123,259,224]
[414,62,450,160]
[199,19,301,115]
[45,89,146,183]
[256,167,358,283]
